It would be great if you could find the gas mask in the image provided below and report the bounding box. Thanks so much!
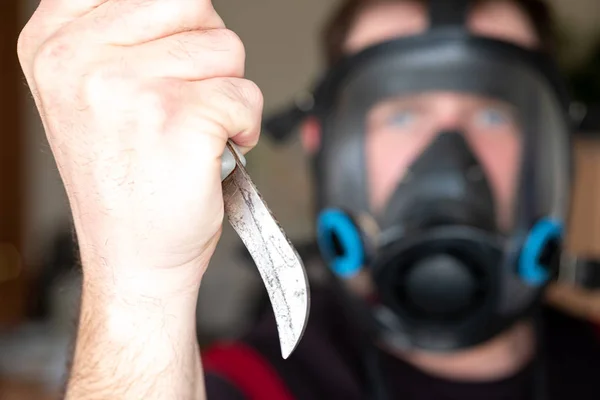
[264,0,573,351]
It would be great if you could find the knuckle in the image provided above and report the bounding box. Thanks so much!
[212,78,262,127]
[236,79,263,111]
[189,28,245,75]
[139,82,178,111]
[79,62,117,97]
[165,29,245,77]
[81,69,181,134]
[75,55,181,122]
[35,35,71,63]
[79,64,130,109]
[80,63,119,98]
[162,0,197,15]
[32,35,76,84]
[132,81,182,128]
[133,0,214,32]
[16,12,42,63]
[217,29,246,62]
[16,26,33,62]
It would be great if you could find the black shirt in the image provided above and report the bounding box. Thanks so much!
[204,282,600,400]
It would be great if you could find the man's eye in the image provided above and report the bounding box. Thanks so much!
[476,108,512,127]
[385,110,416,128]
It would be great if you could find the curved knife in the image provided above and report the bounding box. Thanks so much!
[220,142,310,359]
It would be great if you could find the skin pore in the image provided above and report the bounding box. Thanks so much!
[303,0,539,381]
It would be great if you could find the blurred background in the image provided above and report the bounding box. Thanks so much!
[1,0,600,398]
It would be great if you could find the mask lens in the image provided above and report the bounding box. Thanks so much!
[364,93,523,233]
[318,39,570,235]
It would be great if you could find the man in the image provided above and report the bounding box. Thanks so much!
[16,1,600,400]
[203,1,600,399]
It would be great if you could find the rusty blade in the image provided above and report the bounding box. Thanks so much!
[221,142,310,359]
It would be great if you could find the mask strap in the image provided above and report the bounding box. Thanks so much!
[429,0,470,29]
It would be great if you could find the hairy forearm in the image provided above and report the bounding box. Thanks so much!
[65,269,206,400]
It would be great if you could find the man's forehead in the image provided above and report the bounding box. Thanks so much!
[343,0,539,55]
[343,1,427,55]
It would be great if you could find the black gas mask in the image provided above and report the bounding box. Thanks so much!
[264,0,572,351]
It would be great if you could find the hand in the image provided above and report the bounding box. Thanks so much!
[18,1,263,398]
[17,0,263,295]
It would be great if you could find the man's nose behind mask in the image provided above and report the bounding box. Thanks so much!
[381,131,497,235]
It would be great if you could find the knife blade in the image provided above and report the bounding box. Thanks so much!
[220,141,310,359]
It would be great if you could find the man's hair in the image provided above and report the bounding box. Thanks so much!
[322,0,557,67]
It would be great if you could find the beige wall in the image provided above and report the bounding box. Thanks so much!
[550,0,600,69]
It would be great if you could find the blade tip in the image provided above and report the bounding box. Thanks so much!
[280,341,296,360]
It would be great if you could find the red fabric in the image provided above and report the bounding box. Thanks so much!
[203,342,295,400]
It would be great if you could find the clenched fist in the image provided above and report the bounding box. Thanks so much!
[18,0,263,295]
[18,1,264,397]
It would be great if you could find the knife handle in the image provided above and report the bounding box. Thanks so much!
[221,141,247,181]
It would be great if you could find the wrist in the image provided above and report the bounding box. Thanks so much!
[79,273,199,341]
[81,266,203,304]
[71,213,218,287]
[76,238,211,300]
[78,285,197,347]
[76,253,205,347]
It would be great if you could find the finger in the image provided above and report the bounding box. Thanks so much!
[210,78,264,152]
[123,29,245,81]
[159,78,262,190]
[171,77,263,159]
[74,0,225,46]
